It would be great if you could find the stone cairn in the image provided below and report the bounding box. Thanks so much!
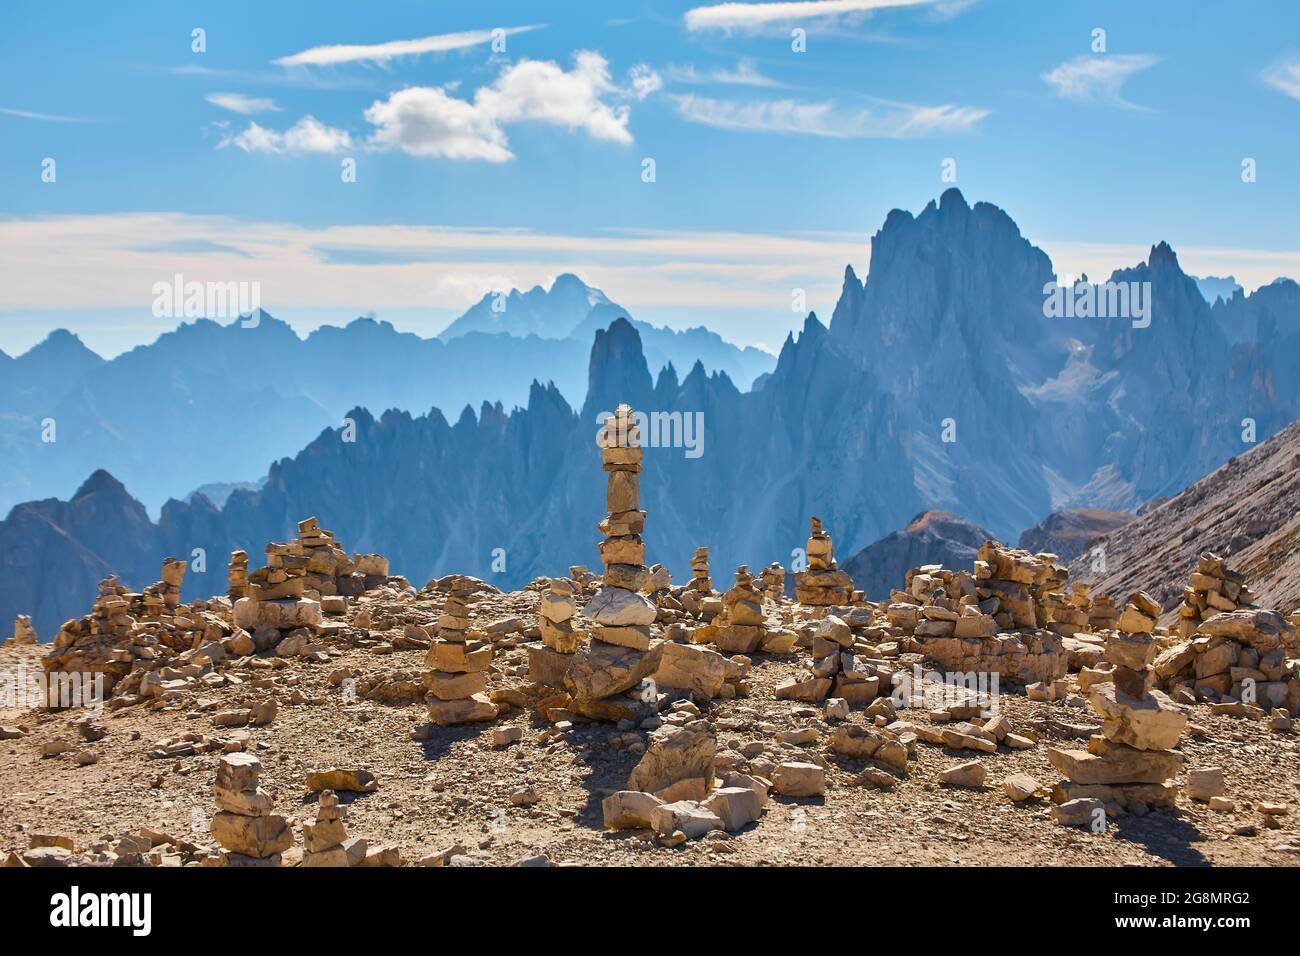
[1088,593,1119,631]
[716,566,767,654]
[689,548,713,595]
[761,563,785,603]
[1043,582,1093,637]
[8,614,37,646]
[563,405,663,721]
[794,518,854,609]
[1048,592,1187,818]
[1177,550,1256,638]
[210,752,292,866]
[538,577,580,653]
[227,550,250,600]
[302,789,358,867]
[424,579,498,725]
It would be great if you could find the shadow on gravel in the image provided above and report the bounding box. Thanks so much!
[1110,812,1210,865]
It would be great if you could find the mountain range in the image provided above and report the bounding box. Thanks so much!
[0,275,772,516]
[5,188,1300,638]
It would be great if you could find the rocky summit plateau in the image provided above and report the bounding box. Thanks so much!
[2,395,1298,870]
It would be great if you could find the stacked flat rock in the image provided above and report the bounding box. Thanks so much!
[1049,593,1188,812]
[233,531,324,634]
[1045,583,1093,637]
[302,789,363,867]
[161,558,186,609]
[644,563,672,602]
[527,577,581,690]
[9,614,37,646]
[761,563,785,603]
[227,550,250,600]
[716,566,768,653]
[565,405,663,717]
[1177,551,1257,638]
[689,548,713,594]
[794,518,854,607]
[210,753,291,866]
[1088,593,1119,631]
[424,587,498,725]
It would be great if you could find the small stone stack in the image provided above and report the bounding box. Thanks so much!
[1154,608,1298,711]
[234,535,323,635]
[210,753,292,866]
[228,550,250,600]
[9,614,37,646]
[973,541,1066,631]
[761,563,785,603]
[1044,583,1092,637]
[425,584,498,725]
[716,566,767,653]
[1177,551,1256,638]
[296,517,360,597]
[565,405,663,720]
[528,576,581,689]
[1088,593,1119,631]
[160,558,186,609]
[302,790,361,867]
[689,548,713,594]
[794,518,854,608]
[1048,593,1187,813]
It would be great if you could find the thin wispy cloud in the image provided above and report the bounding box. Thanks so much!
[685,0,949,32]
[1261,58,1300,99]
[0,106,91,123]
[666,59,785,88]
[1041,53,1160,110]
[206,93,281,115]
[273,25,544,67]
[674,93,987,137]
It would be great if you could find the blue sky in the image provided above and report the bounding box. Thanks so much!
[2,0,1299,356]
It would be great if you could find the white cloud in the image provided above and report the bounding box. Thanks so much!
[674,93,987,137]
[273,25,544,67]
[685,0,945,32]
[364,87,511,161]
[1041,54,1160,109]
[221,115,352,154]
[665,59,784,88]
[206,93,280,115]
[364,51,635,161]
[628,64,663,100]
[1262,59,1300,99]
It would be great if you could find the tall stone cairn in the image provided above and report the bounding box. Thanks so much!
[717,566,767,653]
[794,517,854,608]
[1048,591,1188,814]
[761,562,785,603]
[563,405,663,719]
[424,581,498,726]
[228,550,250,600]
[210,753,292,866]
[689,547,713,594]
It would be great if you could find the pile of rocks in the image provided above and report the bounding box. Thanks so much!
[227,550,250,600]
[1044,583,1093,637]
[1177,551,1257,637]
[565,405,663,721]
[8,614,37,646]
[889,543,1070,685]
[775,613,884,706]
[794,518,855,608]
[761,563,785,603]
[302,789,364,867]
[424,580,498,725]
[1049,595,1188,818]
[44,565,226,696]
[209,753,292,866]
[234,535,324,636]
[1154,607,1299,712]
